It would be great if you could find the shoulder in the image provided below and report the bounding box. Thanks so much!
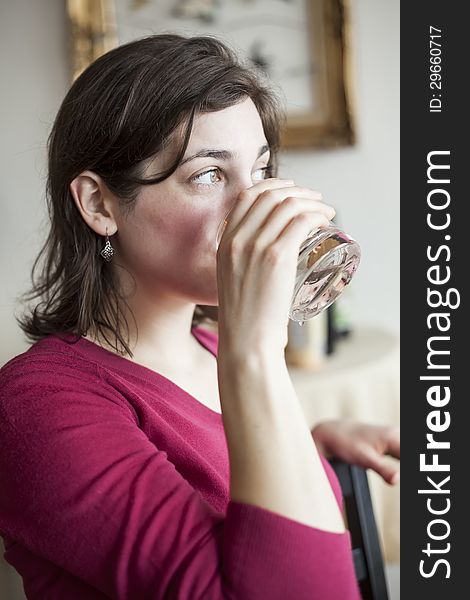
[0,334,102,390]
[0,334,136,426]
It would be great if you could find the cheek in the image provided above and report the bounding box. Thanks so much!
[155,189,222,256]
[160,205,215,263]
[149,204,218,300]
[127,198,217,272]
[116,189,221,301]
[171,210,208,246]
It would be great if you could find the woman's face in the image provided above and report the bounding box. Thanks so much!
[112,97,271,306]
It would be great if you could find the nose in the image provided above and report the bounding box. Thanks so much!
[216,176,255,248]
[223,175,256,217]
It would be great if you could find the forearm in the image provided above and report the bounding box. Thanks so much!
[217,344,345,534]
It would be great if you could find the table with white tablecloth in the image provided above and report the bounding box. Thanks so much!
[288,326,400,563]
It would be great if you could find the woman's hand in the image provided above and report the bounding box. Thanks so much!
[216,178,335,358]
[311,419,400,485]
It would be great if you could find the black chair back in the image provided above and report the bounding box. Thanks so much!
[329,458,390,600]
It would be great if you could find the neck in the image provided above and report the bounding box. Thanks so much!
[83,293,215,369]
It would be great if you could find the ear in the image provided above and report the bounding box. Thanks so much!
[69,171,118,236]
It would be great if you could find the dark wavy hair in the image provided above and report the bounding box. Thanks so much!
[16,34,286,357]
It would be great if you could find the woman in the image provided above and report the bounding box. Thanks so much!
[0,34,399,599]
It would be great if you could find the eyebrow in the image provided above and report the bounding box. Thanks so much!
[178,144,270,168]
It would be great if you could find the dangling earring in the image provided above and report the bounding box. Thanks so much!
[100,227,114,262]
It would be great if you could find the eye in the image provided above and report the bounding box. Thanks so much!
[190,165,272,186]
[253,166,273,181]
[190,168,223,186]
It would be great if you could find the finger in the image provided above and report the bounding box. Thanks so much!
[359,445,400,486]
[235,196,334,250]
[266,211,330,259]
[223,179,296,236]
[236,186,331,233]
[226,181,330,239]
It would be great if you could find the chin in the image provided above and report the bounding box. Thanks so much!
[192,271,219,306]
[193,294,218,307]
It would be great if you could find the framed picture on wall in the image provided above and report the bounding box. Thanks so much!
[67,0,355,149]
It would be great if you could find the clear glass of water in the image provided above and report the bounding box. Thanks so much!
[216,205,361,324]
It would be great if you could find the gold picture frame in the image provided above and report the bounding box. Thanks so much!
[67,0,355,149]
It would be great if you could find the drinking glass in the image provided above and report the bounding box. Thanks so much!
[215,206,361,324]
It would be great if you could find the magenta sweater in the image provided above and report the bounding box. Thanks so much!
[0,327,360,599]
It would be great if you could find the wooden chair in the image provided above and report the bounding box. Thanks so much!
[329,458,390,600]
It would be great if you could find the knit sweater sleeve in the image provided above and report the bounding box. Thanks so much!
[0,357,360,600]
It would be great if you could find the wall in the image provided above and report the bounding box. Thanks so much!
[281,0,400,334]
[0,0,69,596]
[0,0,70,367]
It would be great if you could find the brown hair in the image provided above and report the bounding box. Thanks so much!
[17,34,286,357]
